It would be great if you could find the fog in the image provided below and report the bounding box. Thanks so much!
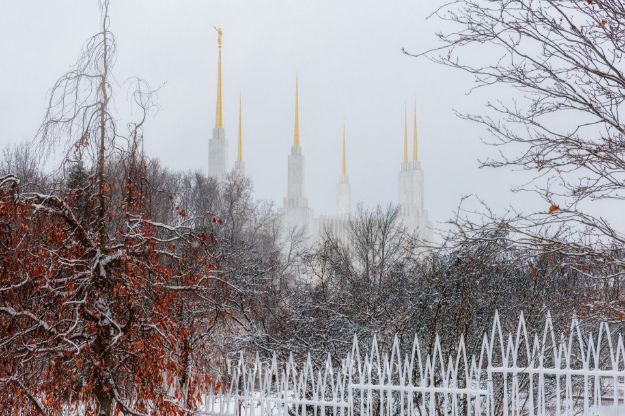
[3,0,612,231]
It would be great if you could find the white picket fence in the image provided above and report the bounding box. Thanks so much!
[200,313,625,415]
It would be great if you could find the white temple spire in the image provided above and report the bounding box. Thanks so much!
[234,94,245,174]
[283,78,310,235]
[208,27,227,180]
[337,124,351,218]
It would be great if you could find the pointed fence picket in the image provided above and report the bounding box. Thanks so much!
[200,313,625,415]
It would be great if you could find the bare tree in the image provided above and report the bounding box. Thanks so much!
[0,143,45,192]
[410,0,625,281]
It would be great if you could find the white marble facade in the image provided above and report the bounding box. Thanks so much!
[207,125,431,246]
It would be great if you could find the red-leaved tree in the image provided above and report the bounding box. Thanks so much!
[0,1,222,414]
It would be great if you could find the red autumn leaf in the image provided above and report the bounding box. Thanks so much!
[548,204,559,213]
[132,339,145,351]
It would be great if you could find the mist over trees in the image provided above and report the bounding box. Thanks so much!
[2,0,625,414]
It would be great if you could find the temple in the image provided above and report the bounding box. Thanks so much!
[206,30,432,245]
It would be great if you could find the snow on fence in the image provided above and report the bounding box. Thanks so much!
[200,313,625,416]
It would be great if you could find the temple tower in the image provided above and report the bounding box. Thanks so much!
[336,125,352,218]
[283,79,310,234]
[208,27,227,180]
[398,102,430,238]
[234,95,245,174]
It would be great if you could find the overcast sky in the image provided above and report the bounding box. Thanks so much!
[1,0,580,230]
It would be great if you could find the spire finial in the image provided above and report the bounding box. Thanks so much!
[237,94,242,162]
[403,104,408,163]
[342,124,347,177]
[294,77,300,148]
[214,27,223,129]
[413,100,418,161]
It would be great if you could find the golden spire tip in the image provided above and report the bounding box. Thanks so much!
[342,124,346,177]
[237,94,242,162]
[293,77,300,148]
[403,104,408,163]
[214,27,223,129]
[413,100,418,162]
